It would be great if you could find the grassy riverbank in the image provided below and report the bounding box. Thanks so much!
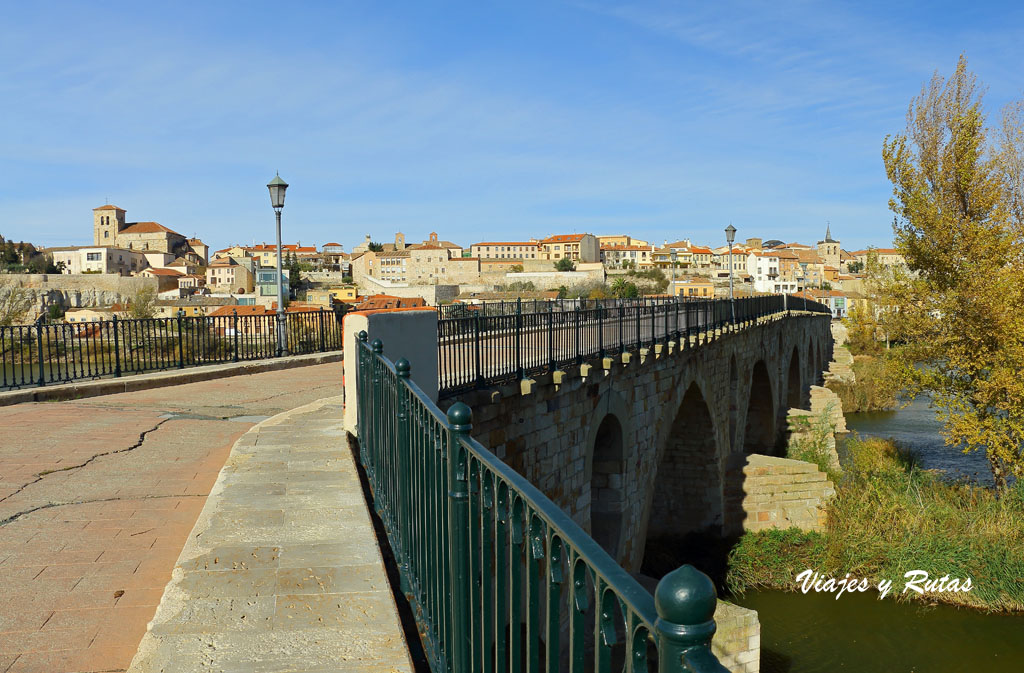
[728,435,1024,612]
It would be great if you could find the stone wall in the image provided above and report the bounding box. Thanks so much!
[740,454,835,532]
[713,601,761,673]
[2,273,159,314]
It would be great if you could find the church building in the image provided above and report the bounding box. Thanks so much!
[93,205,207,264]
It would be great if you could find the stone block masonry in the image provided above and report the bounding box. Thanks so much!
[741,454,835,532]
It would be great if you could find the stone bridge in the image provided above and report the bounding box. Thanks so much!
[441,311,834,573]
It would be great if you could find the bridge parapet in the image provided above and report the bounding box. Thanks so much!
[437,295,830,398]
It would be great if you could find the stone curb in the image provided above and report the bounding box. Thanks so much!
[0,351,343,407]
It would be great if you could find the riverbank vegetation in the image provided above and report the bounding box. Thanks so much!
[826,355,900,413]
[728,435,1024,611]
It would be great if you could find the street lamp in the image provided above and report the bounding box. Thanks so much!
[267,172,289,356]
[725,224,736,325]
[670,249,678,298]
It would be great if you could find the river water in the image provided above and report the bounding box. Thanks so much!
[727,396,1024,673]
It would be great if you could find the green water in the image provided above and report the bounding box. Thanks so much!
[731,588,1024,673]
[725,399,1024,671]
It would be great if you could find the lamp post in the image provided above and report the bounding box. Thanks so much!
[725,224,736,325]
[267,173,289,356]
[670,249,678,298]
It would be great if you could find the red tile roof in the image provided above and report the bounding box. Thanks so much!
[354,295,426,310]
[93,205,125,211]
[541,234,586,243]
[120,221,182,236]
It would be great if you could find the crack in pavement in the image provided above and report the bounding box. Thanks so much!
[0,418,171,507]
[0,492,208,527]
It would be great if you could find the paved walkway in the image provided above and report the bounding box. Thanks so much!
[128,397,412,673]
[0,363,341,673]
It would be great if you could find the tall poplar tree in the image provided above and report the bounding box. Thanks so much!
[882,55,1024,490]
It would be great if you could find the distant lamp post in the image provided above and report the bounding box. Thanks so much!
[267,173,289,356]
[725,224,736,325]
[670,249,678,297]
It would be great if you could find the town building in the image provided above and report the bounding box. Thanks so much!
[206,257,255,294]
[470,241,542,260]
[49,246,149,276]
[137,267,184,292]
[306,286,358,307]
[597,235,649,248]
[669,277,714,298]
[92,205,206,262]
[600,244,653,269]
[538,234,600,263]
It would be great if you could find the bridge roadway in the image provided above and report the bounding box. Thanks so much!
[0,362,411,673]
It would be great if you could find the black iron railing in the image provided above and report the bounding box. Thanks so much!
[0,307,345,390]
[438,294,829,397]
[356,331,730,673]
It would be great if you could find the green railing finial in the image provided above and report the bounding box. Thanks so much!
[372,338,383,354]
[654,564,729,673]
[396,358,411,378]
[358,330,368,342]
[446,401,472,434]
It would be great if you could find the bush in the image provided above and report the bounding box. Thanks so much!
[826,355,900,412]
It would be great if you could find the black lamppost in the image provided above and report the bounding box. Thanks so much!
[725,224,736,325]
[670,249,678,297]
[267,173,289,356]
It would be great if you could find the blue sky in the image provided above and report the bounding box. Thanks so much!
[3,1,1023,253]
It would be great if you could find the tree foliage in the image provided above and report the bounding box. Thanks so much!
[554,257,576,272]
[126,285,158,320]
[881,55,1024,490]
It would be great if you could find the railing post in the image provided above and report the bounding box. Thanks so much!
[547,303,554,373]
[232,309,239,362]
[515,297,523,380]
[597,299,604,359]
[473,312,483,389]
[319,307,326,352]
[574,305,582,365]
[655,565,730,673]
[112,315,121,378]
[395,357,413,595]
[35,319,46,387]
[446,402,473,673]
[176,313,185,369]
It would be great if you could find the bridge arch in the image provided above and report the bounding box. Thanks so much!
[744,360,776,454]
[583,388,632,561]
[728,356,739,452]
[646,381,720,539]
[589,414,625,558]
[786,346,802,409]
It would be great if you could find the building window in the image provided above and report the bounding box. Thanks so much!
[104,231,109,239]
[86,252,102,261]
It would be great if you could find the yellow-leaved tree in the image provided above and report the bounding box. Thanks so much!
[882,55,1024,490]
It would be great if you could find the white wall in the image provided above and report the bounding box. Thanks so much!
[343,309,439,431]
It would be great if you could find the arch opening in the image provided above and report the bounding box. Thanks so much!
[642,382,733,587]
[744,360,776,454]
[590,414,625,558]
[786,346,802,409]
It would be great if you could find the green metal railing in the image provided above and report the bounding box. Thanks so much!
[356,331,729,673]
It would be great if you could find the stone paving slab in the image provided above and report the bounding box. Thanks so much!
[128,396,413,673]
[0,363,342,673]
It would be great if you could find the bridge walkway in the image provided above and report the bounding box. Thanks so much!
[128,397,413,672]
